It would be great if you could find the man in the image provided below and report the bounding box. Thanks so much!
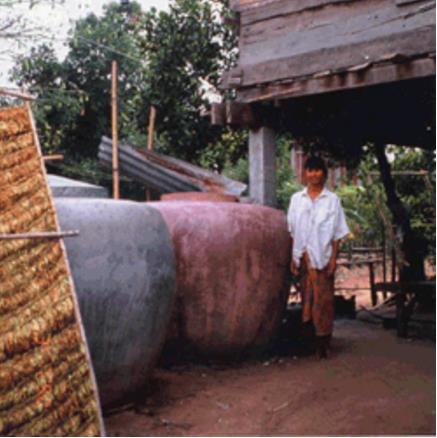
[287,156,349,359]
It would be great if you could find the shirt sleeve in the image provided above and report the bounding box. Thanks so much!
[286,195,295,237]
[333,197,350,241]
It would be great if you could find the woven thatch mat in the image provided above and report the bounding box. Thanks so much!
[0,105,104,436]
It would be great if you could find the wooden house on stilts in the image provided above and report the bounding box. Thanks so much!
[213,0,436,206]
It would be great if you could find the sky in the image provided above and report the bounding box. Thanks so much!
[0,0,169,87]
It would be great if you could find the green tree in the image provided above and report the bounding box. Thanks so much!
[138,0,236,160]
[10,44,85,154]
[12,2,147,159]
[336,147,435,277]
[10,0,237,184]
[390,147,435,263]
[198,128,248,171]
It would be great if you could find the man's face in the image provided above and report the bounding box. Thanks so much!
[305,167,325,186]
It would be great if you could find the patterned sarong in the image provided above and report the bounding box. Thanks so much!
[300,254,335,336]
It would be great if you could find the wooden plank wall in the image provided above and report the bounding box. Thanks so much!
[227,0,435,87]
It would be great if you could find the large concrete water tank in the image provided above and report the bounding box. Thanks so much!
[48,174,109,198]
[55,198,176,408]
[148,201,291,360]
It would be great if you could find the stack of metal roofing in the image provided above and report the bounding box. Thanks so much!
[98,136,247,197]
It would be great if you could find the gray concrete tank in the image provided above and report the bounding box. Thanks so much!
[54,198,176,408]
[49,174,109,198]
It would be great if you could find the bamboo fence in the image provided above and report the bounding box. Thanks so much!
[0,105,103,436]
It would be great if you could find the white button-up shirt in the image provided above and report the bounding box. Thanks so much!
[287,187,350,270]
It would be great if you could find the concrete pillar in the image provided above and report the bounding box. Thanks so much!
[249,127,276,207]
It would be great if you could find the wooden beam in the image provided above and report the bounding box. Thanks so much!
[211,101,260,129]
[236,57,435,102]
[211,103,226,125]
[239,0,434,64]
[232,0,353,15]
[226,68,244,87]
[226,101,259,128]
[230,28,435,88]
[239,0,432,26]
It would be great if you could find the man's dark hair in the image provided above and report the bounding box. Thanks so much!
[304,156,328,177]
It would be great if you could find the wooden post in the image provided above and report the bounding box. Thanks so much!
[382,224,387,299]
[391,245,397,283]
[146,106,156,201]
[147,106,156,151]
[396,283,408,338]
[368,261,377,307]
[111,60,120,199]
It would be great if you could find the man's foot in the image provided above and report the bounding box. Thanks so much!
[316,344,328,360]
[315,336,330,360]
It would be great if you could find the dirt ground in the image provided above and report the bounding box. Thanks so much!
[104,322,435,436]
[104,264,435,436]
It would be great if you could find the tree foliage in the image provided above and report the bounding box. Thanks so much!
[11,44,85,154]
[11,0,237,170]
[137,0,236,160]
[333,147,435,262]
[390,147,435,261]
[11,2,146,160]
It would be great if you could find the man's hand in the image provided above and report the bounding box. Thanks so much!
[327,258,336,277]
[290,259,299,276]
[327,239,340,277]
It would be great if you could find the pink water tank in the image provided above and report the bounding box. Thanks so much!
[148,201,291,360]
[160,192,238,202]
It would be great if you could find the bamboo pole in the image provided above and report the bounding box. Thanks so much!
[147,105,156,151]
[146,105,156,201]
[43,154,64,161]
[0,230,79,240]
[111,60,120,199]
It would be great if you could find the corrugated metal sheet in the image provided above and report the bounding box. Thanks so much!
[98,136,247,196]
